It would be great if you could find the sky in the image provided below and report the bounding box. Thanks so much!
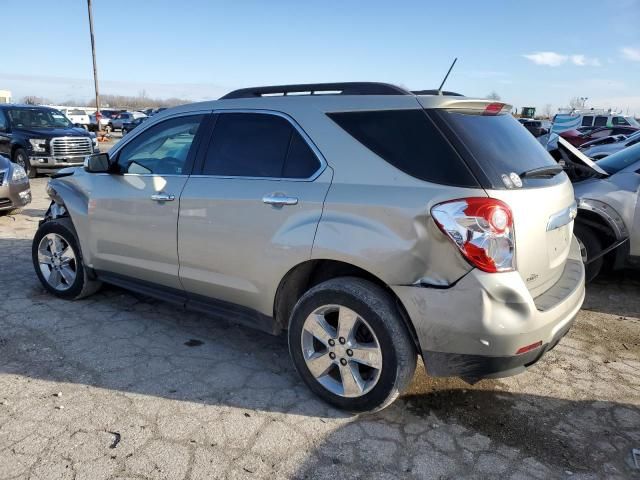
[2,0,640,115]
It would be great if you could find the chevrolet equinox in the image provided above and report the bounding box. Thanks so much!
[32,83,585,412]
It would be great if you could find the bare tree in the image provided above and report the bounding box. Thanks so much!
[22,95,53,105]
[569,97,583,109]
[542,104,553,119]
[486,91,501,101]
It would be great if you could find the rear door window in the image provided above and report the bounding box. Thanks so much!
[202,112,321,178]
[581,116,594,126]
[327,109,478,187]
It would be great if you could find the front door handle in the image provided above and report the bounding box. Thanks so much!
[262,194,298,206]
[151,193,175,202]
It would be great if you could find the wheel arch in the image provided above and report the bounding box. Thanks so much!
[273,258,422,352]
[576,202,629,269]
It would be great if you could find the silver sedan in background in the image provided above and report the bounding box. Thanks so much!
[567,141,640,280]
[0,154,31,215]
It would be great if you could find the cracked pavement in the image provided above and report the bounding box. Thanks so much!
[0,177,639,480]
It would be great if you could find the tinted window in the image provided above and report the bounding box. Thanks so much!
[117,115,203,175]
[594,116,608,127]
[203,113,319,178]
[282,129,321,178]
[0,110,6,130]
[612,116,629,126]
[437,110,557,187]
[327,109,477,187]
[582,116,594,126]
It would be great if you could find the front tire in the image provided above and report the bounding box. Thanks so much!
[32,217,102,299]
[288,277,416,412]
[13,148,35,178]
[574,224,603,282]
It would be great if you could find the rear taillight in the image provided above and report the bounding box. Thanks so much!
[431,197,515,273]
[483,102,506,115]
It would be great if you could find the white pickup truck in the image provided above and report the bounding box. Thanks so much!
[61,109,91,129]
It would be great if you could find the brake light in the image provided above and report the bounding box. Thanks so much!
[483,103,505,116]
[431,198,515,273]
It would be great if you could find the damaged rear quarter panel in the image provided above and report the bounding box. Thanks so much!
[312,181,485,286]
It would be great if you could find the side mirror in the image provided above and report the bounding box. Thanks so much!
[84,152,112,173]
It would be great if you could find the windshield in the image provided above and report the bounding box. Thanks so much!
[597,142,640,174]
[7,108,73,129]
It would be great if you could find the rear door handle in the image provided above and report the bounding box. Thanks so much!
[151,193,175,202]
[262,194,298,206]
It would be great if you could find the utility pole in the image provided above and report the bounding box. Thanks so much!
[87,0,101,127]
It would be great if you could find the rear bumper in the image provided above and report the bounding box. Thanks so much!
[392,236,585,381]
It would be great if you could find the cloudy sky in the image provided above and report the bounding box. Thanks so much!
[2,0,639,114]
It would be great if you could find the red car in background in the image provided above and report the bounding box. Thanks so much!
[560,125,639,147]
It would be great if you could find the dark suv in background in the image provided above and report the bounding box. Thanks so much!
[0,105,97,177]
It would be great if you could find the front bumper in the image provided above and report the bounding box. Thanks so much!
[392,236,585,381]
[29,155,86,170]
[0,180,31,211]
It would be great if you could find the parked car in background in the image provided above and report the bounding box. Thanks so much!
[121,116,148,135]
[0,154,31,215]
[0,105,98,177]
[107,111,147,132]
[581,130,640,159]
[518,119,550,137]
[559,126,639,147]
[553,111,640,136]
[61,109,91,129]
[34,82,584,412]
[556,138,640,281]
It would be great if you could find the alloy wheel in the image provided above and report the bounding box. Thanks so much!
[37,233,77,291]
[301,304,382,398]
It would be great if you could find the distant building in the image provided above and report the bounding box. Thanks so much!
[0,90,11,104]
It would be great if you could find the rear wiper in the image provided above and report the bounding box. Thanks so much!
[520,165,564,178]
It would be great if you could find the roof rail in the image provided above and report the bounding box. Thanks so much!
[411,89,464,97]
[220,82,412,99]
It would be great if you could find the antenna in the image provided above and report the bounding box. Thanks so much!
[437,58,458,95]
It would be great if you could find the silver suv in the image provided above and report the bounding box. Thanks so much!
[32,83,585,412]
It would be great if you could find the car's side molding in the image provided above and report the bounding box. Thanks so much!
[96,270,276,335]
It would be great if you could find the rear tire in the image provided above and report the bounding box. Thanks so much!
[288,277,416,413]
[32,217,102,300]
[574,224,603,282]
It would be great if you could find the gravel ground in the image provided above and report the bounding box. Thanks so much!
[0,175,638,480]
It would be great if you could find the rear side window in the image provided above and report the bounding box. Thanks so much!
[203,112,320,178]
[327,109,478,187]
[594,116,608,127]
[434,110,558,188]
[581,116,593,126]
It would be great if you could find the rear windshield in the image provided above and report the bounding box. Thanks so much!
[434,110,559,188]
[597,142,640,174]
[327,109,479,187]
